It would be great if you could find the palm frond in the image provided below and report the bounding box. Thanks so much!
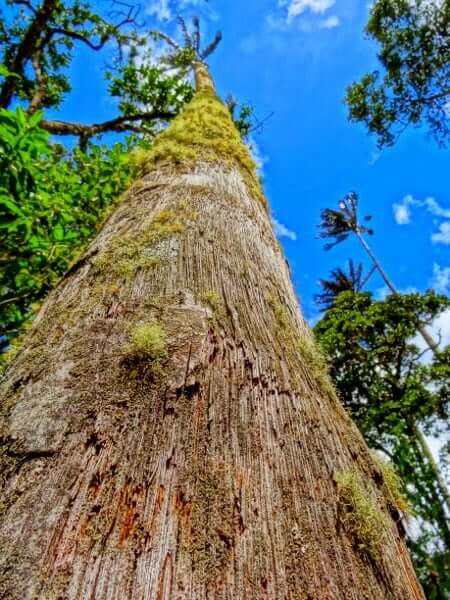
[315,260,373,310]
[154,17,222,69]
[192,16,201,52]
[200,31,222,60]
[319,191,373,250]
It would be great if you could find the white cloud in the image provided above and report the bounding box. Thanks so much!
[320,15,340,28]
[147,0,171,20]
[147,0,210,22]
[432,309,450,348]
[424,197,450,219]
[431,221,450,245]
[248,137,268,176]
[273,219,297,240]
[284,0,335,22]
[413,308,450,355]
[430,263,450,295]
[392,194,450,242]
[393,202,411,225]
[375,285,390,300]
[375,285,419,301]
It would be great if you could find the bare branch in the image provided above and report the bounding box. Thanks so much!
[192,16,201,53]
[151,31,180,51]
[177,16,191,48]
[40,110,174,140]
[28,50,46,113]
[48,28,109,51]
[200,31,222,60]
[247,111,274,135]
[11,0,38,16]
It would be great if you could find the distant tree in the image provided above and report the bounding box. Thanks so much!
[315,259,375,310]
[315,290,450,599]
[346,0,450,148]
[319,191,440,354]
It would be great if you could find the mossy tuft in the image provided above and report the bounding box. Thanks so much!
[371,452,411,517]
[126,322,167,361]
[132,89,266,208]
[336,468,388,560]
[92,208,184,278]
[201,290,222,312]
[268,294,335,396]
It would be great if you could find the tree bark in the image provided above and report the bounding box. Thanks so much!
[0,73,424,599]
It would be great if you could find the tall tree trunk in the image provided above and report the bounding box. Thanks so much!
[355,232,440,356]
[0,65,424,599]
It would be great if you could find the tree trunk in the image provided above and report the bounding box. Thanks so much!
[355,232,440,356]
[0,66,423,599]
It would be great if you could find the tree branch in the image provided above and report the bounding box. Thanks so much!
[0,0,59,108]
[12,0,38,16]
[48,28,109,51]
[29,50,46,112]
[40,110,174,139]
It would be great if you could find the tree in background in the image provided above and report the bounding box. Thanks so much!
[346,0,450,148]
[315,259,375,310]
[0,21,424,598]
[314,291,450,599]
[0,0,194,140]
[319,191,440,354]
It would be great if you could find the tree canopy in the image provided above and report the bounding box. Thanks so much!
[346,0,450,148]
[314,290,450,598]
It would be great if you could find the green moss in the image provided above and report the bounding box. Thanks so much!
[126,322,167,361]
[134,89,266,208]
[371,452,411,517]
[296,334,335,396]
[92,208,184,278]
[336,468,388,560]
[200,290,222,312]
[128,146,150,177]
[268,294,335,396]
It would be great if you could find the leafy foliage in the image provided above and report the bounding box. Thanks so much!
[0,0,139,110]
[315,290,450,597]
[0,0,197,142]
[346,0,450,147]
[0,107,131,348]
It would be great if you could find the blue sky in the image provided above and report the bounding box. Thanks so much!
[59,0,450,335]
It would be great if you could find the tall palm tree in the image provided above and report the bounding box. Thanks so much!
[319,193,449,515]
[315,259,375,310]
[319,191,440,354]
